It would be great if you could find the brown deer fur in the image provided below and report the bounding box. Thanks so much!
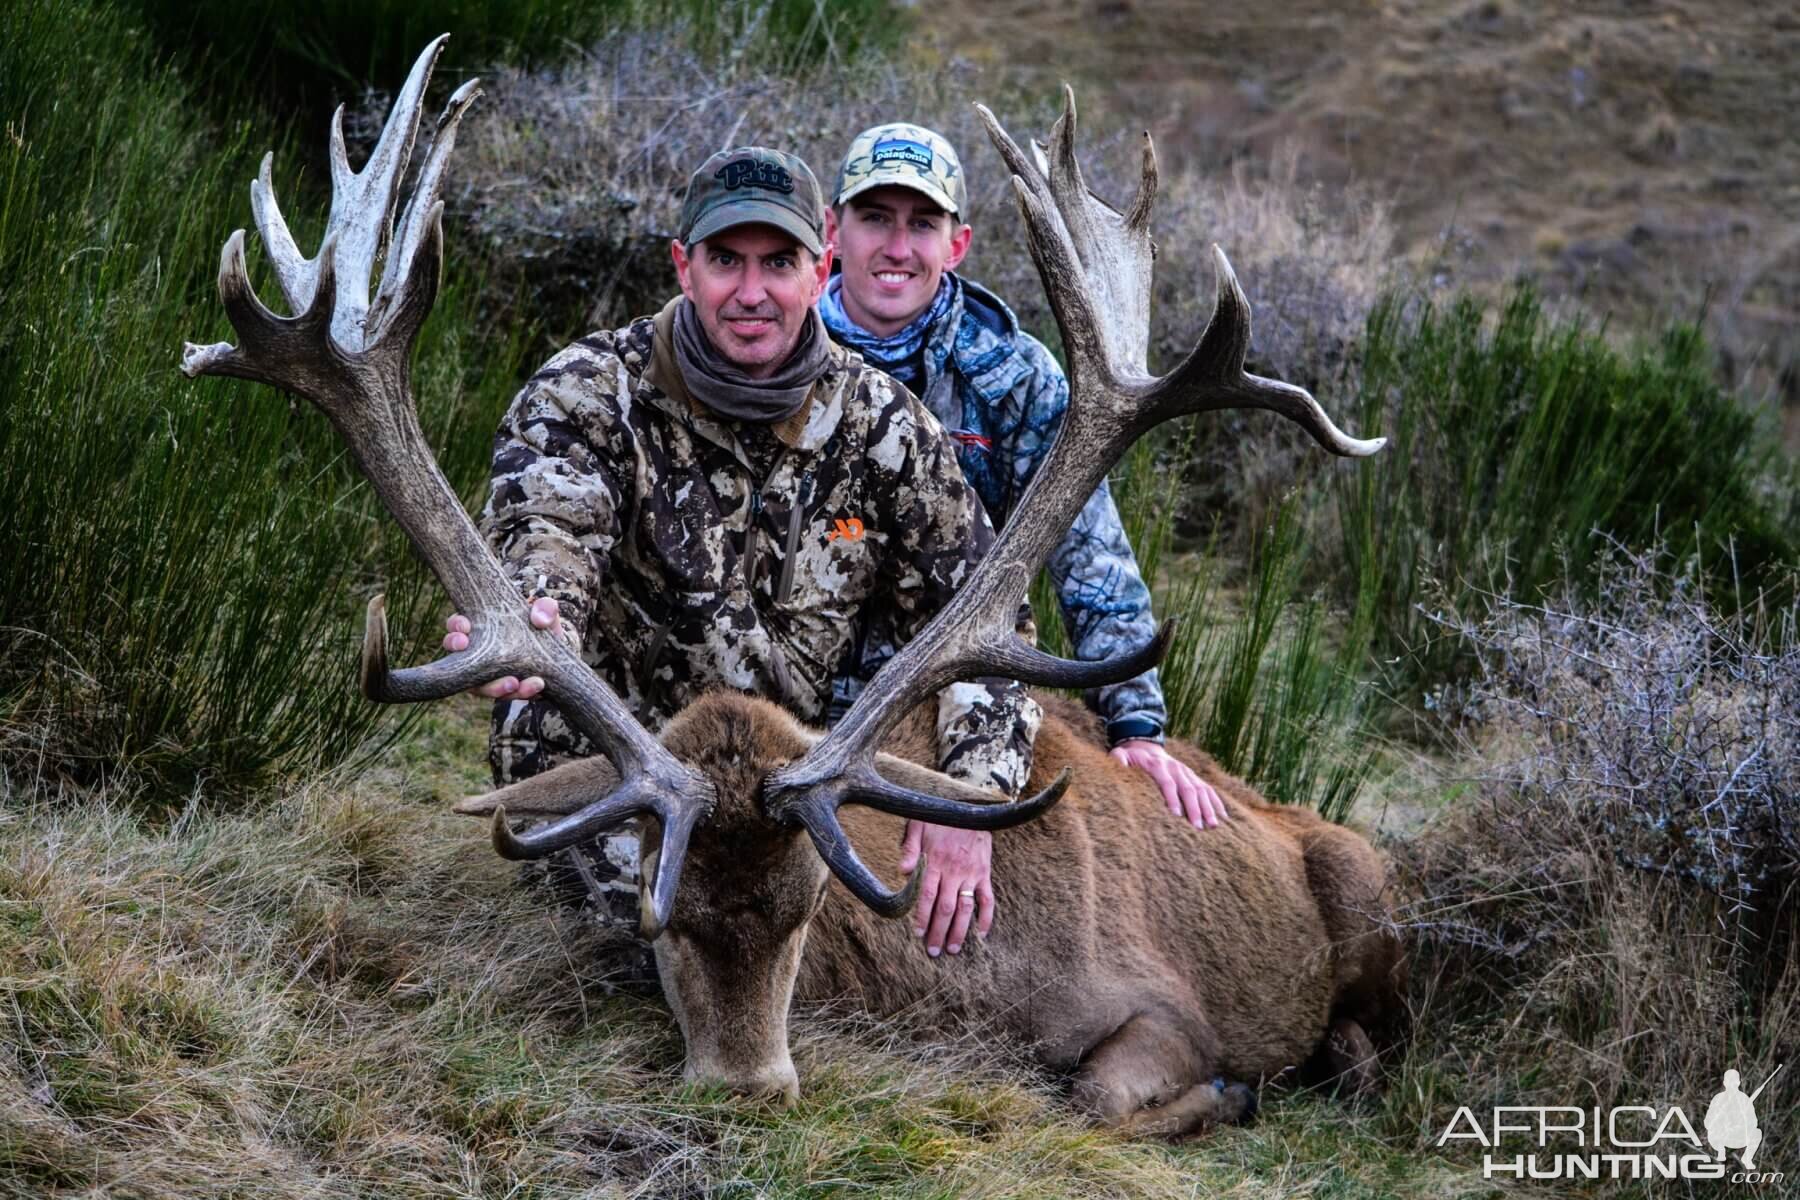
[509,688,1406,1136]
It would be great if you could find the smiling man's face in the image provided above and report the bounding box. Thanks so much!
[828,185,972,337]
[673,224,832,378]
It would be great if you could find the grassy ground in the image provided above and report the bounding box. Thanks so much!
[2,699,1495,1199]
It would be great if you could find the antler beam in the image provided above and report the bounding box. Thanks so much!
[179,37,713,939]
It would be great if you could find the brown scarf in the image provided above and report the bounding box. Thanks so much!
[671,298,832,424]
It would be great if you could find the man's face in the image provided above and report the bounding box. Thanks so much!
[672,225,832,378]
[827,186,972,337]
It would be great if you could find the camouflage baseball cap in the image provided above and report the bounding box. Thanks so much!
[833,123,966,216]
[678,146,825,255]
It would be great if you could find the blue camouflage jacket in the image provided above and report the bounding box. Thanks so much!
[836,272,1168,745]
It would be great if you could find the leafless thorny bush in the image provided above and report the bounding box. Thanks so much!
[1391,546,1797,1121]
[1434,545,1798,909]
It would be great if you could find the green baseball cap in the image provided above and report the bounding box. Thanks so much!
[834,123,966,216]
[678,146,826,256]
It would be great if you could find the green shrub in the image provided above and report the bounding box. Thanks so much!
[1333,284,1797,692]
[0,0,519,793]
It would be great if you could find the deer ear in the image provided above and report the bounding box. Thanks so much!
[454,754,624,817]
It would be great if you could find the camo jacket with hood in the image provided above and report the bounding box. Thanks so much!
[480,299,1040,805]
[830,272,1168,746]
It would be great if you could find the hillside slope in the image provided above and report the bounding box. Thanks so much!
[914,0,1800,430]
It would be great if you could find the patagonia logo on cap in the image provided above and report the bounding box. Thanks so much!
[716,158,796,194]
[871,139,934,171]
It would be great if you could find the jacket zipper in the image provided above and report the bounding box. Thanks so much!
[640,621,671,686]
[775,463,815,605]
[742,448,791,598]
[744,488,764,597]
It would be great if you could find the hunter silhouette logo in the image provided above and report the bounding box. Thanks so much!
[1707,1065,1781,1169]
[827,517,865,542]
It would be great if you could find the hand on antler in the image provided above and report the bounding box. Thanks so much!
[444,599,563,698]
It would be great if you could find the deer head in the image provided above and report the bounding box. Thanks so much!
[181,42,1384,1099]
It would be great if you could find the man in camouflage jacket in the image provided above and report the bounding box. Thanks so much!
[821,123,1228,831]
[450,146,1039,962]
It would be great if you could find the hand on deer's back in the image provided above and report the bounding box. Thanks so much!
[1110,738,1230,829]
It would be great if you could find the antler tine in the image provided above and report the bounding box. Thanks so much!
[320,34,447,351]
[251,153,316,314]
[1045,85,1090,233]
[484,769,709,939]
[764,91,1383,916]
[1124,132,1158,235]
[370,78,483,343]
[360,594,511,702]
[1150,246,1387,456]
[800,805,928,918]
[181,38,716,937]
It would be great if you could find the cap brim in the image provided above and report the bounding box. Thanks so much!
[835,173,960,216]
[685,200,824,256]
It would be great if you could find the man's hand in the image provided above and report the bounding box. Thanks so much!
[1111,738,1229,830]
[442,597,563,699]
[898,821,993,958]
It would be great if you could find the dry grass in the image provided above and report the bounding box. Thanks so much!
[23,566,1791,1196]
[912,0,1800,432]
[1,701,1471,1199]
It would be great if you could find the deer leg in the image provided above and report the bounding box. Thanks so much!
[1071,1013,1256,1138]
[1302,1017,1381,1095]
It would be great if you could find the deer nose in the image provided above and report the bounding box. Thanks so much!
[688,1061,800,1106]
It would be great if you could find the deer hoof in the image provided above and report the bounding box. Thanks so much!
[1223,1081,1258,1124]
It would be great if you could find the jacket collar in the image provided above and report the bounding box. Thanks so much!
[921,273,1033,401]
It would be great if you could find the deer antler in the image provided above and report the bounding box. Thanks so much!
[179,37,713,940]
[762,87,1385,916]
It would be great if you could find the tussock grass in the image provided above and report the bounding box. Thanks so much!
[0,0,529,794]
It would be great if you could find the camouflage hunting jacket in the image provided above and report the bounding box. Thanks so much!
[479,300,1039,798]
[832,272,1169,746]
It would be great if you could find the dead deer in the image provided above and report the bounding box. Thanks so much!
[182,38,1400,1137]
